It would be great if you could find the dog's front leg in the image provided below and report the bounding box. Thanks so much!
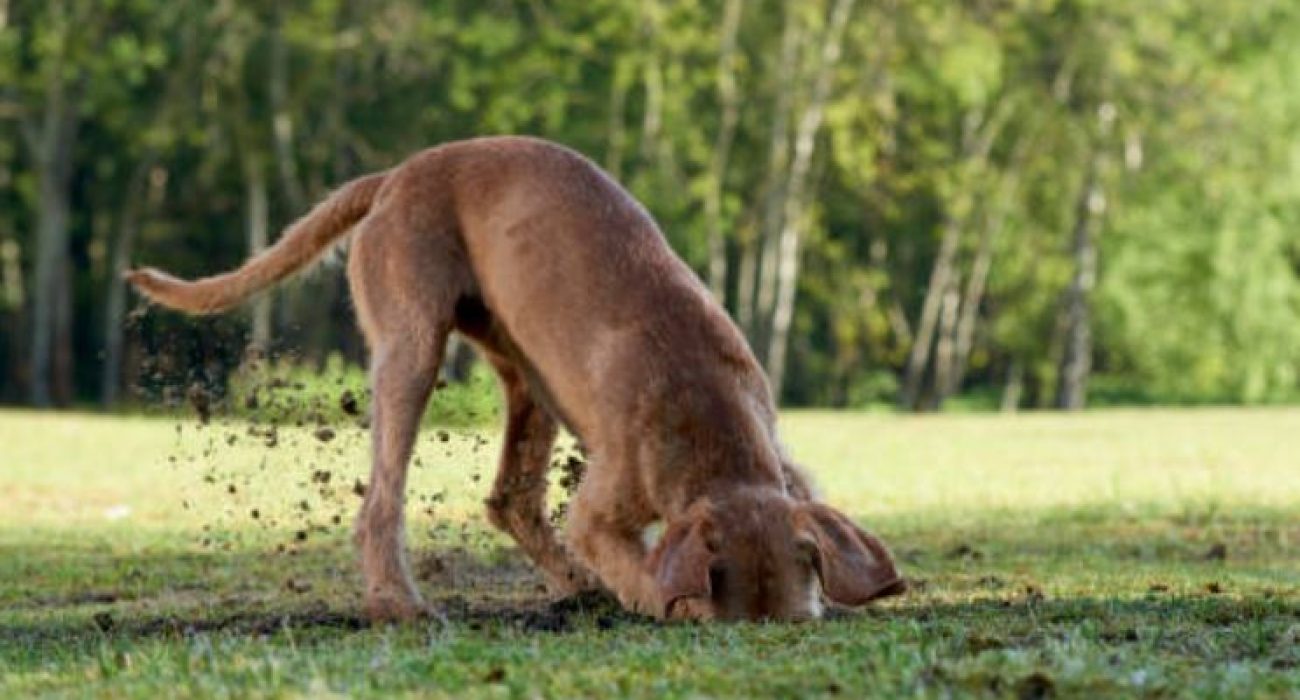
[356,341,443,622]
[564,485,660,616]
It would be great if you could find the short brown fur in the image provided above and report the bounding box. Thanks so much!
[127,137,904,622]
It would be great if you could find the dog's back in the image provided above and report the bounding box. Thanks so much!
[417,137,776,458]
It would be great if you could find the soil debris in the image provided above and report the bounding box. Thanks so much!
[432,589,646,634]
[557,454,586,495]
[946,543,983,560]
[966,634,1007,652]
[92,611,116,632]
[132,609,368,638]
[1016,671,1055,700]
[339,390,360,416]
[247,425,279,448]
[186,383,212,425]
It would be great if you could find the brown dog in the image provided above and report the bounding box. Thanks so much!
[128,136,904,622]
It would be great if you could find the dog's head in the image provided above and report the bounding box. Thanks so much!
[646,493,904,621]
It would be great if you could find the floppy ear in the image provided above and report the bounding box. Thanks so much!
[646,505,716,618]
[793,503,906,606]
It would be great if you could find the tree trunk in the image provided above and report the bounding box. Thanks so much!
[638,0,664,167]
[897,215,960,411]
[1055,160,1104,410]
[100,160,155,405]
[1001,358,1024,412]
[1055,98,1116,411]
[744,8,801,349]
[25,75,79,407]
[245,160,272,352]
[928,277,961,409]
[704,0,743,301]
[269,6,317,350]
[764,0,855,397]
[734,224,760,333]
[298,0,361,364]
[269,7,305,214]
[101,11,201,404]
[0,232,22,401]
[937,170,1020,402]
[604,59,630,182]
[940,221,994,400]
[0,232,20,309]
[897,101,1009,410]
[51,256,74,403]
[328,1,357,184]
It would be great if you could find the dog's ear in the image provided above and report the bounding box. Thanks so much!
[647,503,716,618]
[793,503,906,606]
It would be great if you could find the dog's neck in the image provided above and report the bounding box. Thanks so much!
[652,397,789,517]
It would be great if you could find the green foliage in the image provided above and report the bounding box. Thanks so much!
[1,0,1298,409]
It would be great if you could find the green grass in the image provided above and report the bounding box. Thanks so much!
[1,406,1297,698]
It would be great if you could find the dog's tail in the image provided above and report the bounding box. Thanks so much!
[125,171,389,314]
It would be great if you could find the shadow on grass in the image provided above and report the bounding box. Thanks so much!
[1,588,650,650]
[4,590,1297,664]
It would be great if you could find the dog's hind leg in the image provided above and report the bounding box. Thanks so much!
[357,340,444,621]
[348,215,462,622]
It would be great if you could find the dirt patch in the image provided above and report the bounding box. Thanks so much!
[415,546,545,592]
[60,590,645,646]
[1015,671,1056,700]
[440,589,644,633]
[187,383,213,425]
[946,543,984,560]
[6,587,646,651]
[130,607,371,638]
[1203,542,1228,561]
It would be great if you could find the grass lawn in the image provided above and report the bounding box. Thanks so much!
[1,405,1297,698]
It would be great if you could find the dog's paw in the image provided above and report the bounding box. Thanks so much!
[546,564,601,596]
[664,596,715,622]
[363,591,429,624]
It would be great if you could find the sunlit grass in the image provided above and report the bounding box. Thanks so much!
[1,407,1297,697]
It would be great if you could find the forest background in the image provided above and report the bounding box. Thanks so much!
[2,0,1298,414]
